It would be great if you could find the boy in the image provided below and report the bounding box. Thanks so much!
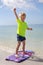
[13,8,32,57]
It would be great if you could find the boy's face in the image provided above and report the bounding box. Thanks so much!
[21,15,26,22]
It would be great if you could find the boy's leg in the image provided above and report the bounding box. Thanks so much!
[22,40,26,54]
[16,41,21,54]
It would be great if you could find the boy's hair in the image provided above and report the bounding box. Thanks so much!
[19,12,26,17]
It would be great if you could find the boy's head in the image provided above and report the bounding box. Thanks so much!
[19,12,26,22]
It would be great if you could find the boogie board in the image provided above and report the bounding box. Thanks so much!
[5,50,34,63]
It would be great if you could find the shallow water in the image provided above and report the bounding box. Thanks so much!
[0,24,43,57]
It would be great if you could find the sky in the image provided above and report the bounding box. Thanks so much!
[0,0,43,25]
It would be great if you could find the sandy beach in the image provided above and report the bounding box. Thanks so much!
[0,49,43,65]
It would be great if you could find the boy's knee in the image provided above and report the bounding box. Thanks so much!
[17,41,21,46]
[22,40,25,44]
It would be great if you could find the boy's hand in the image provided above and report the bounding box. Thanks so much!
[30,28,32,30]
[14,8,16,12]
[27,28,32,30]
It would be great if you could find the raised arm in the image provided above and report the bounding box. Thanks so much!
[13,8,19,19]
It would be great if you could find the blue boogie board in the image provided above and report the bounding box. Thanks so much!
[5,50,34,63]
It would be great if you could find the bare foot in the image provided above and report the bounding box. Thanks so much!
[15,54,19,58]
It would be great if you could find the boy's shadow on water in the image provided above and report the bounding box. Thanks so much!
[28,56,43,62]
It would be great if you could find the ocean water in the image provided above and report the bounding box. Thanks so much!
[0,24,43,56]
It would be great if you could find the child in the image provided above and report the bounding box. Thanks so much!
[13,8,32,57]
